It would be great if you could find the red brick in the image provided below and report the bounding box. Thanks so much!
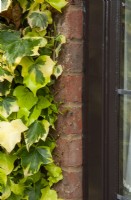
[59,41,83,73]
[69,0,83,6]
[55,75,82,103]
[56,106,82,135]
[56,137,82,167]
[64,199,82,200]
[55,168,82,199]
[57,6,83,39]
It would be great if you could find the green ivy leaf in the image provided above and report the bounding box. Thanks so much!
[45,163,63,186]
[13,86,38,110]
[27,96,51,126]
[0,168,7,186]
[40,187,59,200]
[45,0,67,12]
[27,106,41,126]
[37,96,52,109]
[6,193,21,200]
[0,97,19,118]
[0,183,11,199]
[27,11,48,31]
[25,182,41,200]
[10,180,24,196]
[0,152,16,175]
[0,30,47,64]
[28,171,42,183]
[21,56,55,95]
[25,120,50,149]
[17,108,30,122]
[23,27,47,38]
[0,119,28,152]
[35,0,44,3]
[19,146,53,176]
[41,138,56,152]
[1,0,12,13]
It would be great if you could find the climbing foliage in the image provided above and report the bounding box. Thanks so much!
[0,0,67,199]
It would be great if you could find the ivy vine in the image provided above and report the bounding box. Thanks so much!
[0,0,67,199]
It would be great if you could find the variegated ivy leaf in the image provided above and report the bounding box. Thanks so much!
[53,65,63,79]
[27,11,48,31]
[1,0,12,13]
[13,86,38,110]
[55,35,66,58]
[18,0,39,13]
[0,152,16,175]
[0,53,16,76]
[20,56,55,95]
[25,120,50,150]
[56,34,66,44]
[0,97,19,118]
[18,146,53,176]
[45,0,68,12]
[42,10,53,24]
[0,119,28,152]
[17,0,30,13]
[0,30,47,64]
[0,80,11,96]
[0,67,14,83]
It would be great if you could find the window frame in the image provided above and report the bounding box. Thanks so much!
[83,0,121,199]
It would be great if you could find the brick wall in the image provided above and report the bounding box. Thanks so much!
[54,0,84,199]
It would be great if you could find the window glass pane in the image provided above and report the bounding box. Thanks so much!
[120,0,131,197]
[121,0,131,89]
[120,96,131,197]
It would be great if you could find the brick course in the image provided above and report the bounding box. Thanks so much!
[56,136,82,167]
[55,1,83,199]
[55,167,82,199]
[56,105,82,135]
[55,75,82,103]
[59,41,83,73]
[57,6,83,40]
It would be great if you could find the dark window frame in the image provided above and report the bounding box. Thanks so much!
[83,0,121,200]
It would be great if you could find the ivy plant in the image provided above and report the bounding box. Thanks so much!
[0,0,67,199]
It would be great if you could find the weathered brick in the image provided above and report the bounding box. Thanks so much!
[55,75,82,103]
[54,2,84,199]
[57,6,83,39]
[59,41,83,73]
[56,137,82,167]
[55,168,83,199]
[56,105,82,135]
